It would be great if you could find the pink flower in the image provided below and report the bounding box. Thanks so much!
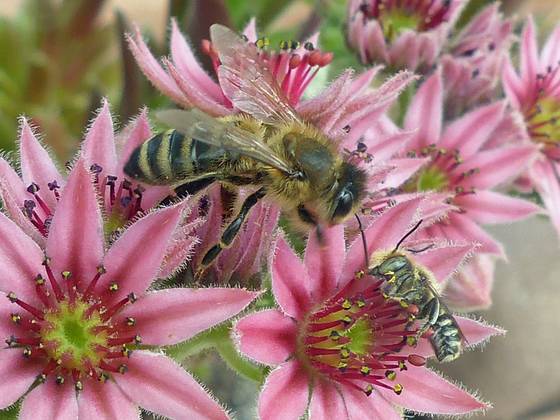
[0,100,171,242]
[441,3,513,117]
[347,0,466,71]
[0,158,259,419]
[391,71,541,257]
[502,16,560,236]
[128,19,333,114]
[0,101,201,278]
[235,198,502,419]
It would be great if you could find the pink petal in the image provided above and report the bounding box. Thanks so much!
[342,386,401,420]
[379,367,487,414]
[384,157,429,189]
[444,255,495,311]
[78,378,138,420]
[530,158,560,236]
[440,101,505,159]
[119,287,259,346]
[457,316,505,347]
[541,24,560,68]
[100,203,185,304]
[170,19,223,102]
[309,380,347,419]
[0,349,40,409]
[126,27,190,107]
[521,16,539,86]
[457,190,542,224]
[0,178,44,246]
[413,243,476,285]
[502,56,524,108]
[460,145,537,190]
[0,212,46,306]
[18,118,64,210]
[117,108,152,178]
[19,379,78,420]
[258,361,309,420]
[405,72,443,150]
[165,59,230,116]
[81,100,118,177]
[0,293,18,339]
[443,212,504,257]
[114,351,228,420]
[158,218,201,279]
[235,309,297,365]
[341,198,424,286]
[242,18,257,42]
[46,159,105,287]
[304,225,345,304]
[271,235,313,319]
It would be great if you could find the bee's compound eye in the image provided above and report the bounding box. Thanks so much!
[331,189,354,221]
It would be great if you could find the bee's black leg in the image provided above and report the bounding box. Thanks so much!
[417,297,440,337]
[196,187,266,278]
[159,177,217,206]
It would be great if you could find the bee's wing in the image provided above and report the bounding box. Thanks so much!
[210,24,300,125]
[157,109,296,175]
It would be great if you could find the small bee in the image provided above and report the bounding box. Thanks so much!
[124,24,367,271]
[368,221,465,362]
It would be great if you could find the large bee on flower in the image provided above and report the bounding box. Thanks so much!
[368,221,465,362]
[124,24,367,270]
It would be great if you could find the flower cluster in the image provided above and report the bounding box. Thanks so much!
[0,1,554,419]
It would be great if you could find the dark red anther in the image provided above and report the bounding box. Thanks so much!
[319,52,334,67]
[308,50,322,67]
[289,54,302,69]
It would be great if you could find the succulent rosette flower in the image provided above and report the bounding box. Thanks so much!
[0,158,259,419]
[235,198,502,419]
[346,0,466,72]
[0,101,203,279]
[127,19,333,115]
[502,17,560,236]
[390,71,540,257]
[441,3,513,117]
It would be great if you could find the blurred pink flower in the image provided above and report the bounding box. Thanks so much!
[128,19,332,113]
[394,71,540,257]
[0,158,259,419]
[347,0,466,71]
[502,17,560,236]
[235,198,502,419]
[441,3,513,117]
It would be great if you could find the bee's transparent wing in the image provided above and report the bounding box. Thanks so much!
[210,24,300,125]
[157,109,295,174]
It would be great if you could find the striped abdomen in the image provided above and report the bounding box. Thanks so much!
[124,129,227,185]
[430,312,462,362]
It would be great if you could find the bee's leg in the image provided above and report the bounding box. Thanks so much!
[196,187,266,278]
[159,177,217,205]
[416,297,440,338]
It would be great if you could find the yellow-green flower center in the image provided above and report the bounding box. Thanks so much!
[380,10,421,42]
[526,96,560,146]
[404,165,450,193]
[42,301,107,370]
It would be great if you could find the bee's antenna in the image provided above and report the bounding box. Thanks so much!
[354,213,369,270]
[393,219,423,252]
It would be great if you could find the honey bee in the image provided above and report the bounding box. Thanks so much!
[124,24,367,271]
[368,221,465,362]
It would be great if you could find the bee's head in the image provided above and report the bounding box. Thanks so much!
[328,162,367,224]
